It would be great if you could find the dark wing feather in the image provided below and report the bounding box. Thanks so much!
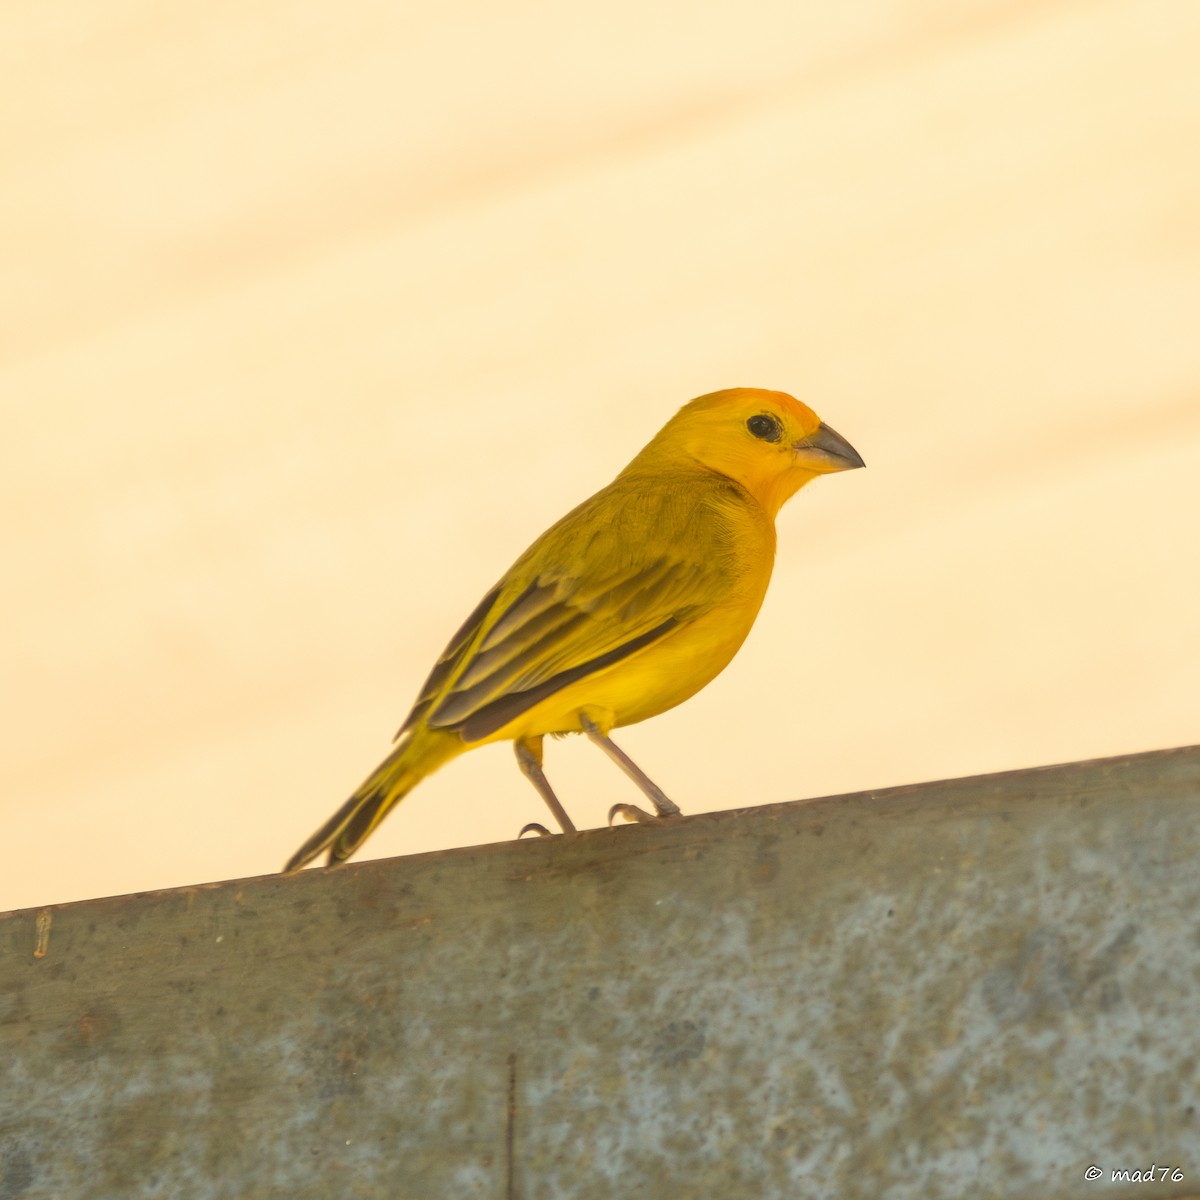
[395,581,504,737]
[396,475,741,744]
[426,556,710,740]
[455,616,679,741]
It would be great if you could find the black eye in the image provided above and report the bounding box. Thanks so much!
[746,413,783,443]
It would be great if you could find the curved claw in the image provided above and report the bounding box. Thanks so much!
[607,803,665,827]
[518,822,555,838]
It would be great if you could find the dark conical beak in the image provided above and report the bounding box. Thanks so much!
[792,422,865,473]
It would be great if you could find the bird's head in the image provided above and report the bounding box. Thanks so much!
[632,388,864,517]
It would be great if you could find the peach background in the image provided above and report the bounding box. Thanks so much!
[4,1,1198,912]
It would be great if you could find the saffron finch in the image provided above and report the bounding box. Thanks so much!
[284,388,863,872]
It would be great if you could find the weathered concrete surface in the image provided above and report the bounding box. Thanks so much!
[1,746,1198,1200]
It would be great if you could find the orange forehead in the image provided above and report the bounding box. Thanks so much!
[682,388,821,433]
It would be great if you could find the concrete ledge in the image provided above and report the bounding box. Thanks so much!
[2,746,1199,1199]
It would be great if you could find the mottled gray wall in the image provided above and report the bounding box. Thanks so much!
[2,747,1197,1199]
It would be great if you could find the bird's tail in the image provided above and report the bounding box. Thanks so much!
[283,727,463,873]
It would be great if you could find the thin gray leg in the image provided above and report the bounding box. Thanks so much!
[580,716,683,824]
[514,737,577,834]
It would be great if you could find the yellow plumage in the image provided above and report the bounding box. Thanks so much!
[285,387,863,872]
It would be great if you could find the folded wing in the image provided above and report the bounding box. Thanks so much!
[396,486,730,743]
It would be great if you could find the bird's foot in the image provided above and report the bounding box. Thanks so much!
[608,803,673,826]
[518,822,555,838]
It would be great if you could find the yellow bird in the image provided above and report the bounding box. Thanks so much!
[284,388,863,873]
